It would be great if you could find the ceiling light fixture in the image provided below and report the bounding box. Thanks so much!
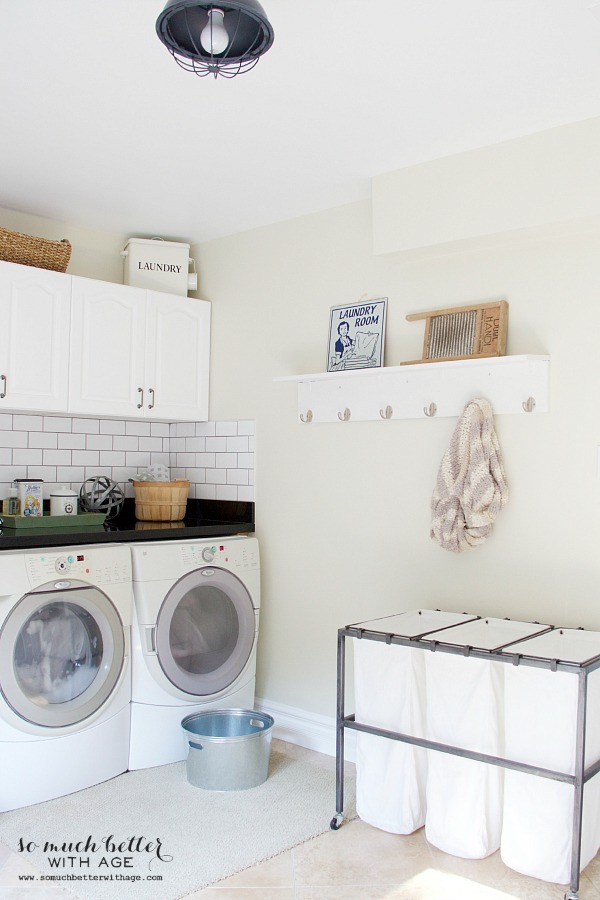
[156,0,274,79]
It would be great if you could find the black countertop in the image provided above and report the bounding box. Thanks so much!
[0,499,254,551]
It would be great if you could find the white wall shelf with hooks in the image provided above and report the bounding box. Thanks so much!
[275,355,550,423]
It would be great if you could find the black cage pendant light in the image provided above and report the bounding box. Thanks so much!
[156,0,274,79]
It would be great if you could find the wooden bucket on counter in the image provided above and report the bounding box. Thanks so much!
[133,480,189,521]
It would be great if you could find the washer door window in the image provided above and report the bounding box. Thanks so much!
[155,567,256,696]
[0,583,125,728]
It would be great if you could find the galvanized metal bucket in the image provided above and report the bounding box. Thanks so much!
[182,708,274,791]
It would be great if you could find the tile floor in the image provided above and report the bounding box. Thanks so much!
[1,740,600,900]
[187,741,600,900]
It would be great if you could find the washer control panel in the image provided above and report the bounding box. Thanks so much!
[180,537,259,571]
[25,546,131,587]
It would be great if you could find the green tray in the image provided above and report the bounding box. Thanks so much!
[0,512,106,528]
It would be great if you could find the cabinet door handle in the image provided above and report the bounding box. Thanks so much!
[148,387,155,410]
[137,387,144,409]
[0,375,5,399]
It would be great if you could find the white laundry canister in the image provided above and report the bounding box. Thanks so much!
[122,238,198,296]
[50,485,78,516]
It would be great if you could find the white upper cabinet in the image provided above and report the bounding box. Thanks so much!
[69,276,211,421]
[69,277,147,418]
[145,291,210,421]
[0,262,71,412]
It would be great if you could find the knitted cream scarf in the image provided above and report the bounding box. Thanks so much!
[431,398,508,553]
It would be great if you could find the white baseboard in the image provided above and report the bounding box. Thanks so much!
[255,697,356,763]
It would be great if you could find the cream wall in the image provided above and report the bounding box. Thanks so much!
[3,140,600,724]
[196,200,600,717]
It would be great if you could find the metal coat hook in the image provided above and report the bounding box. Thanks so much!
[424,402,437,417]
[299,410,313,423]
[379,405,393,419]
[522,397,536,413]
[338,408,351,421]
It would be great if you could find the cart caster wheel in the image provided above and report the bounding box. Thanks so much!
[330,814,343,830]
[564,892,579,900]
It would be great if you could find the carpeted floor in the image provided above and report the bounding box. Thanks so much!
[0,744,356,900]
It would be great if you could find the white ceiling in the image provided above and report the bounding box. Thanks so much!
[2,0,600,245]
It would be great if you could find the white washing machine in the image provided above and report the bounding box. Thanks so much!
[129,535,260,770]
[0,543,132,811]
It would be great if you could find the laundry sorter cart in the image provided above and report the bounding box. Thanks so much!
[331,609,600,900]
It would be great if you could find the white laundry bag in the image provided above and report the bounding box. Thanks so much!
[354,638,427,834]
[501,629,600,884]
[424,651,504,858]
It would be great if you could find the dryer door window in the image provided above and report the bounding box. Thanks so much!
[0,583,125,728]
[155,567,256,696]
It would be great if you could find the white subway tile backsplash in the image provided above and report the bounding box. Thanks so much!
[29,432,58,449]
[195,422,216,436]
[100,451,126,467]
[0,417,255,505]
[43,416,72,432]
[0,464,26,482]
[149,452,170,466]
[206,469,227,485]
[125,451,151,467]
[27,466,57,486]
[13,448,43,466]
[72,418,100,434]
[216,421,238,436]
[194,453,216,468]
[57,466,85,484]
[206,437,227,452]
[216,484,239,501]
[14,414,43,431]
[72,450,100,466]
[175,422,196,437]
[87,434,113,451]
[185,437,206,452]
[227,469,249,485]
[216,453,238,468]
[114,435,140,451]
[58,433,86,450]
[196,483,217,499]
[139,437,163,452]
[100,419,126,435]
[185,467,206,483]
[3,432,27,449]
[226,436,249,452]
[126,421,151,437]
[44,449,72,466]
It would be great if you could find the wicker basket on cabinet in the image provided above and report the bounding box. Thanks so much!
[0,226,72,272]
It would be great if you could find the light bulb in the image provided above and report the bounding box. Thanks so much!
[200,8,229,55]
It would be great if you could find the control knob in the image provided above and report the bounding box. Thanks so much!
[201,547,215,563]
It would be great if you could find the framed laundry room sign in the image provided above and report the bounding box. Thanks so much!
[327,297,387,372]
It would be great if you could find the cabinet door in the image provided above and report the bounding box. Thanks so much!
[145,292,211,421]
[0,262,71,413]
[69,277,147,417]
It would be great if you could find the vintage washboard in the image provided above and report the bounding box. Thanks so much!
[401,300,508,365]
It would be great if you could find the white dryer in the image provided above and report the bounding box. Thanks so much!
[129,535,259,770]
[0,543,132,811]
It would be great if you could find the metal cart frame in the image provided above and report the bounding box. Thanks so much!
[332,620,600,900]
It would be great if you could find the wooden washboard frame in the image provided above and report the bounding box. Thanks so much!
[401,300,508,365]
